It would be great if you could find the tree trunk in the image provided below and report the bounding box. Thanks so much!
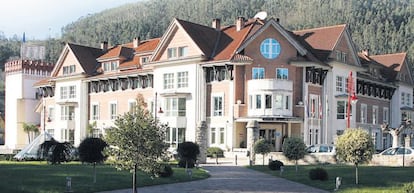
[295,160,298,173]
[262,154,265,165]
[391,132,399,148]
[133,164,137,193]
[355,163,359,185]
[93,162,96,183]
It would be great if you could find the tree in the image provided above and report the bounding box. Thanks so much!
[254,139,272,165]
[22,123,39,143]
[177,142,200,168]
[381,120,412,148]
[78,137,108,183]
[282,137,306,172]
[336,128,375,185]
[105,95,168,193]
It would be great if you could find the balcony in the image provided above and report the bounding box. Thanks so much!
[247,79,293,92]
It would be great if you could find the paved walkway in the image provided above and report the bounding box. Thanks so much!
[100,162,329,193]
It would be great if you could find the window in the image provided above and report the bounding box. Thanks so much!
[141,56,149,64]
[63,65,76,75]
[275,94,283,109]
[219,128,225,144]
[213,96,223,116]
[163,73,174,89]
[165,127,186,147]
[383,107,389,123]
[110,61,118,71]
[265,94,272,109]
[249,95,253,109]
[48,107,54,122]
[336,51,347,63]
[252,68,265,79]
[373,106,378,124]
[177,71,188,88]
[336,76,344,92]
[406,93,411,106]
[165,98,186,116]
[360,104,367,123]
[128,100,137,113]
[285,95,290,110]
[211,128,216,144]
[69,86,76,98]
[255,94,261,109]
[337,101,348,119]
[178,46,188,57]
[61,106,75,120]
[92,104,99,120]
[110,103,117,120]
[402,92,405,105]
[60,87,68,99]
[260,38,281,59]
[61,129,74,144]
[167,47,177,58]
[276,68,288,80]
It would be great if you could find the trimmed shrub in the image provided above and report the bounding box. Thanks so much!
[403,182,414,193]
[207,147,224,158]
[309,167,329,181]
[177,142,199,168]
[268,160,284,170]
[158,165,174,177]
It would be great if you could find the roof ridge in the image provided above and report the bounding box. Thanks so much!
[370,52,407,57]
[294,24,346,32]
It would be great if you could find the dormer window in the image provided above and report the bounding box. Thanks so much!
[103,61,118,72]
[141,56,149,64]
[335,51,347,63]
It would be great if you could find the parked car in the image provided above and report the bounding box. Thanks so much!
[306,144,336,154]
[371,147,414,166]
[379,146,414,156]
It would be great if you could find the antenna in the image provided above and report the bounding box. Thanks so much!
[254,11,267,20]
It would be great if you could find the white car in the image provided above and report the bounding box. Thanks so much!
[306,144,336,154]
[379,147,414,156]
[371,147,414,166]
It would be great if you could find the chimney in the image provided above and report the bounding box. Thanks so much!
[133,37,140,48]
[276,18,280,23]
[362,49,370,56]
[212,18,221,31]
[236,17,245,31]
[101,41,108,52]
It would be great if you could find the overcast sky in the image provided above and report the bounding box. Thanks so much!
[0,0,140,40]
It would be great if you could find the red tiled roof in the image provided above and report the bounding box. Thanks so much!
[135,38,160,53]
[97,45,133,60]
[294,24,346,51]
[370,53,407,71]
[33,78,52,87]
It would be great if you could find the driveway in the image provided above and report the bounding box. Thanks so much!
[100,164,329,193]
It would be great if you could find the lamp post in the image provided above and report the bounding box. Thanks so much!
[347,71,358,128]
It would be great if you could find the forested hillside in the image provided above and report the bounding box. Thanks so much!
[2,0,413,63]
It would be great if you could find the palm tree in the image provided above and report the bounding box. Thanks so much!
[23,123,39,143]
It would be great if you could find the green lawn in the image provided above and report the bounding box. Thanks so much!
[0,161,209,193]
[249,164,414,193]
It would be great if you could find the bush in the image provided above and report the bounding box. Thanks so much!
[207,147,224,158]
[158,165,174,177]
[403,182,414,193]
[309,167,329,181]
[268,160,284,170]
[178,159,195,168]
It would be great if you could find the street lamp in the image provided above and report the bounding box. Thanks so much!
[347,71,358,128]
[154,92,164,120]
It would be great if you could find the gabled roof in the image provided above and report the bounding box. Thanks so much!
[98,45,133,61]
[370,53,407,72]
[135,38,160,53]
[51,43,104,77]
[294,24,346,52]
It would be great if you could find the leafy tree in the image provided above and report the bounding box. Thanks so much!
[282,137,306,172]
[38,139,73,164]
[78,137,108,183]
[22,123,39,143]
[254,139,272,165]
[336,128,374,185]
[177,142,200,168]
[105,94,168,193]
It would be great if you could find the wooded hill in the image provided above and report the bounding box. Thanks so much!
[1,0,413,64]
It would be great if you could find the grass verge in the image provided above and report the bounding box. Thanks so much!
[249,164,414,193]
[0,161,209,193]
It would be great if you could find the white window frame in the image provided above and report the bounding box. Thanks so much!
[60,87,68,99]
[252,67,265,79]
[360,104,367,123]
[167,47,177,59]
[276,68,288,80]
[372,106,378,124]
[48,106,54,122]
[69,86,76,99]
[177,71,188,88]
[91,103,99,120]
[178,46,188,57]
[211,127,216,144]
[336,76,344,92]
[219,127,225,144]
[165,98,186,117]
[61,106,75,120]
[383,107,389,123]
[163,73,174,89]
[128,99,137,113]
[401,92,406,105]
[109,101,118,120]
[212,94,224,116]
